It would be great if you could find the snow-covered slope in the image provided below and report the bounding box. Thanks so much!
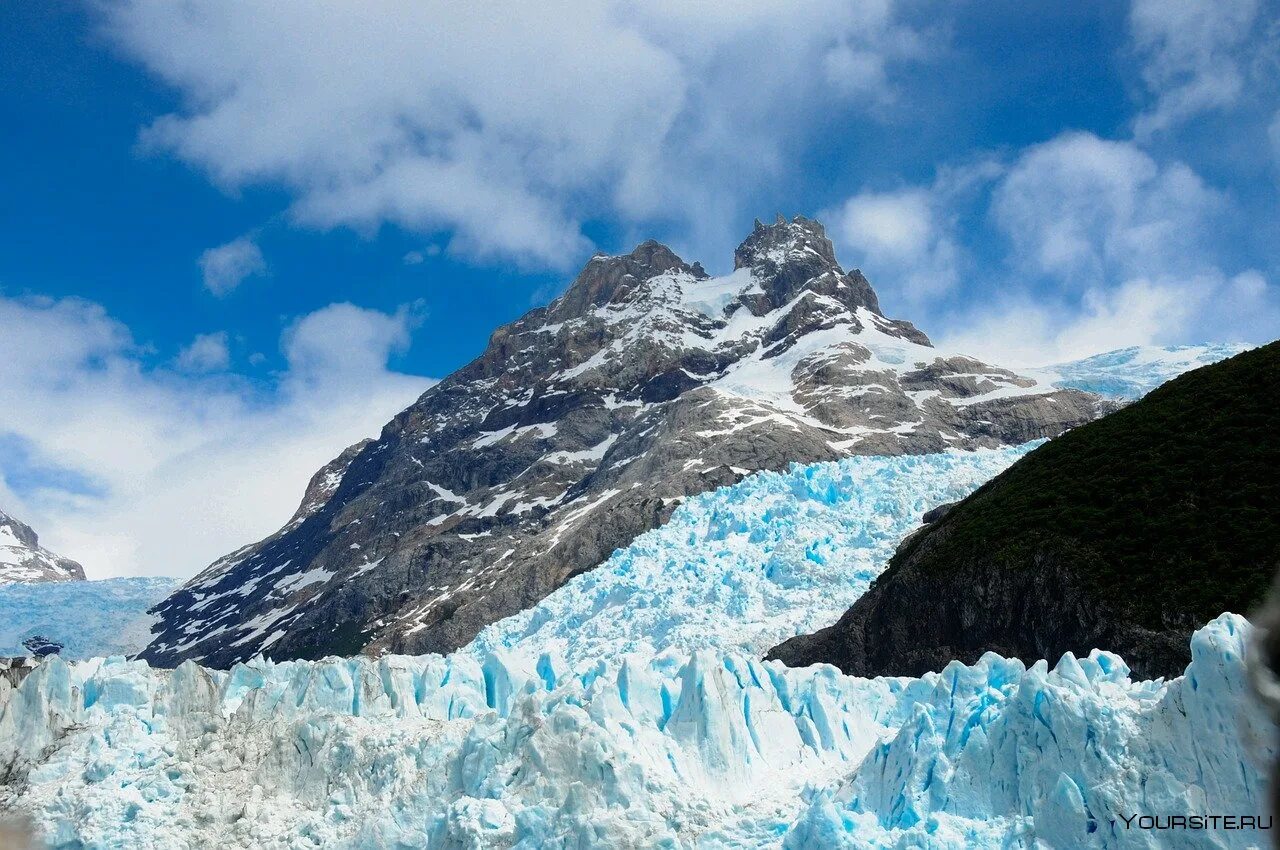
[465,445,1032,670]
[0,616,1266,848]
[1036,343,1249,400]
[0,577,177,659]
[0,508,85,585]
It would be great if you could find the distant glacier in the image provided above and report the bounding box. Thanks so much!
[0,576,175,660]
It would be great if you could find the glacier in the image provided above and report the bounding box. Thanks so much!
[0,344,1268,847]
[0,616,1269,848]
[1035,343,1250,400]
[0,577,176,660]
[464,445,1034,670]
[0,440,1272,847]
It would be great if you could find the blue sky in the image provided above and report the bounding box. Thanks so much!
[1,0,1278,577]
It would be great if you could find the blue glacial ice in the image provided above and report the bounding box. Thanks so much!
[0,615,1268,848]
[466,445,1034,670]
[0,577,176,659]
[0,439,1271,847]
[1036,343,1249,400]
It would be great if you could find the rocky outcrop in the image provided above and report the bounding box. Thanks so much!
[142,216,1108,668]
[770,342,1280,680]
[0,510,84,585]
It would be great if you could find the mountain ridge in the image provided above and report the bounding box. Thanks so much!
[141,216,1106,668]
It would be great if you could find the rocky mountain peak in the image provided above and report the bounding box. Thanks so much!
[735,214,838,270]
[548,239,701,322]
[732,214,888,321]
[142,216,1108,669]
[0,508,85,585]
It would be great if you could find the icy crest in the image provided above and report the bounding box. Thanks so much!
[0,616,1267,848]
[1037,343,1250,400]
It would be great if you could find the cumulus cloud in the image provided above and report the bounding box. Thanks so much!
[1129,0,1265,136]
[939,272,1274,366]
[198,236,266,296]
[282,301,422,389]
[174,331,230,373]
[824,161,1003,312]
[991,132,1224,285]
[803,128,1275,364]
[0,296,432,578]
[101,0,934,269]
[937,131,1278,364]
[826,186,961,305]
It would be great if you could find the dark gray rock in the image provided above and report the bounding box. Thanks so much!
[20,636,62,658]
[767,527,1196,680]
[921,502,955,524]
[142,216,1108,668]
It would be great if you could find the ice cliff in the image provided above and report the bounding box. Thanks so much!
[0,615,1268,848]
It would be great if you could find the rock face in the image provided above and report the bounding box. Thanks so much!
[0,510,84,586]
[770,342,1280,680]
[142,216,1106,668]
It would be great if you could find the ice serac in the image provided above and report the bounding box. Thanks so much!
[142,216,1107,668]
[0,616,1267,848]
[0,508,85,586]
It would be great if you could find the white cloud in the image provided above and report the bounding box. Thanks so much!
[198,236,266,296]
[824,161,1001,308]
[826,187,961,304]
[991,132,1223,285]
[101,0,934,269]
[0,296,432,579]
[174,331,230,372]
[282,302,421,388]
[1130,0,1262,136]
[940,270,1277,367]
[815,131,1275,364]
[934,131,1279,365]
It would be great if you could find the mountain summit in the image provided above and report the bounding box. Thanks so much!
[142,216,1105,667]
[0,509,85,585]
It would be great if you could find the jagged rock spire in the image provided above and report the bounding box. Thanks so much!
[549,240,696,321]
